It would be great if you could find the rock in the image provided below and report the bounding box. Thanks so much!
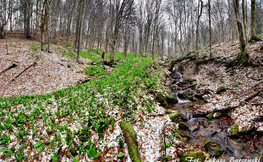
[230,124,239,137]
[216,86,228,94]
[180,151,208,162]
[179,122,189,130]
[179,132,192,139]
[155,91,178,105]
[183,90,196,101]
[170,111,180,122]
[189,123,200,133]
[203,120,209,128]
[201,138,211,148]
[120,121,141,162]
[210,146,223,157]
[206,113,214,120]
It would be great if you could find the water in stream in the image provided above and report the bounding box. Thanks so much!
[168,102,263,159]
[168,71,263,159]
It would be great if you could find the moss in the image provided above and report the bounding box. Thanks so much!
[170,111,180,122]
[241,126,247,132]
[210,146,223,157]
[201,138,211,148]
[183,90,196,101]
[120,121,141,162]
[231,124,239,136]
[206,113,214,120]
[179,132,192,139]
[179,122,188,130]
[178,151,184,156]
[175,133,183,141]
[155,91,178,105]
[214,112,222,118]
[167,109,173,114]
[180,151,208,162]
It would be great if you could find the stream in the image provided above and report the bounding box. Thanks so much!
[168,71,263,159]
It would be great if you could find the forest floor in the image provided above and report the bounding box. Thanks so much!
[0,37,262,161]
[0,37,93,97]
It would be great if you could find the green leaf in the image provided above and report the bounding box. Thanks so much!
[0,148,13,156]
[33,141,43,147]
[38,144,45,152]
[117,152,126,158]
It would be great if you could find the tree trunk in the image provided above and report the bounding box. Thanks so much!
[233,0,249,64]
[208,0,212,57]
[77,0,85,63]
[250,0,260,41]
[196,0,203,52]
[66,0,76,45]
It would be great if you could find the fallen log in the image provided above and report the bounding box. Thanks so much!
[120,121,141,162]
[0,63,18,75]
[12,62,36,81]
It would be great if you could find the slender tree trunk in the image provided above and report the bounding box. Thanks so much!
[77,0,85,63]
[233,0,249,64]
[196,0,203,52]
[66,0,76,45]
[208,0,212,57]
[250,0,260,41]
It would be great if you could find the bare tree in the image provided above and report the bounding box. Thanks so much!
[0,0,11,38]
[250,0,260,41]
[233,0,249,64]
[208,0,212,56]
[76,0,85,63]
[196,0,203,52]
[109,0,134,63]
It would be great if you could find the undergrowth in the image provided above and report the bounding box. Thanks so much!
[0,50,164,161]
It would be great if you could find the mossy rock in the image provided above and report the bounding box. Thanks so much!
[206,113,214,120]
[170,111,180,122]
[210,146,223,157]
[179,122,189,130]
[230,124,239,137]
[183,90,196,101]
[120,121,141,162]
[167,109,173,114]
[175,133,183,141]
[216,86,227,94]
[155,91,178,105]
[166,92,178,103]
[179,132,192,139]
[180,151,208,162]
[201,138,211,148]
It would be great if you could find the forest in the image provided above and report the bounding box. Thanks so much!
[0,0,263,161]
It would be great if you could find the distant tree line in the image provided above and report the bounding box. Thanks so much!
[0,0,262,63]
